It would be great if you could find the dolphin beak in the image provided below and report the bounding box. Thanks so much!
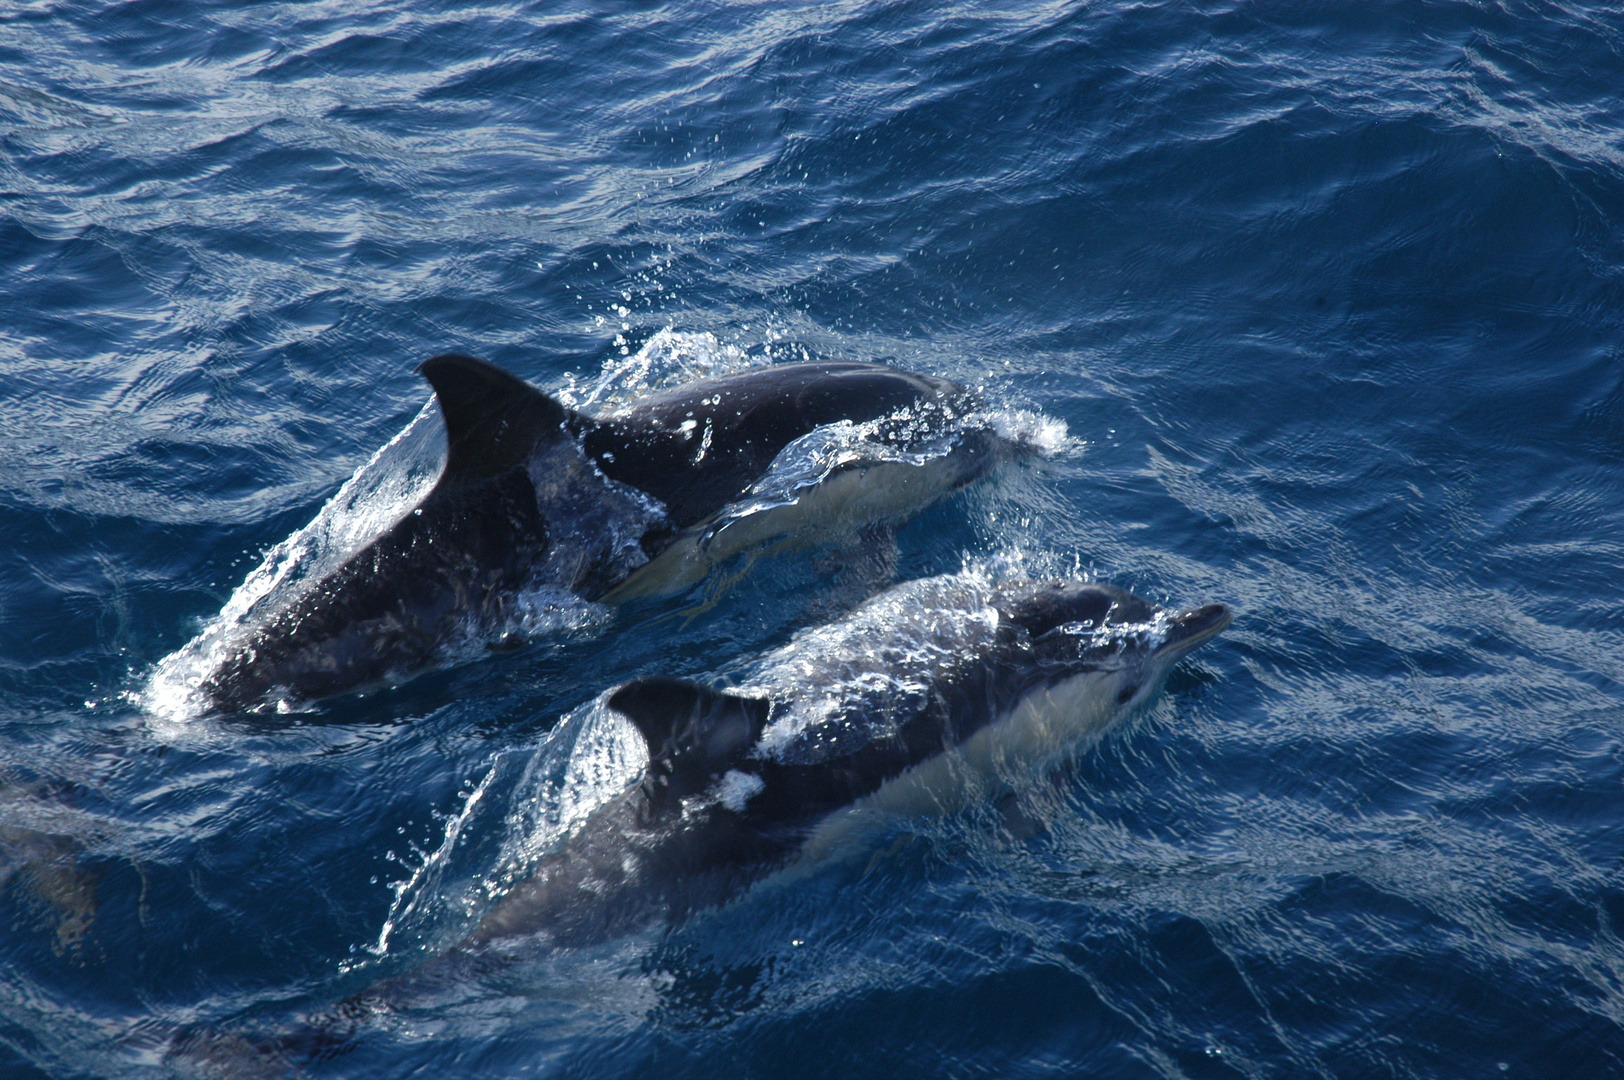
[1153,603,1232,662]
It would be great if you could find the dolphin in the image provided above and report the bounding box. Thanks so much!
[189,356,1019,713]
[465,573,1231,949]
[163,573,1228,1073]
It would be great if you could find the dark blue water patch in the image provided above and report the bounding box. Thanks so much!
[721,964,1141,1079]
[0,1029,53,1080]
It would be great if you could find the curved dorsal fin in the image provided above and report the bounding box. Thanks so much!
[418,354,574,486]
[607,677,768,813]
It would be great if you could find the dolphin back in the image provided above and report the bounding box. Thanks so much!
[582,362,969,530]
[196,355,582,713]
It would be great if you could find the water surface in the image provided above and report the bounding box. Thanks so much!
[3,0,1624,1076]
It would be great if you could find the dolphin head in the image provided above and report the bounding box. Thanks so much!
[993,580,1231,712]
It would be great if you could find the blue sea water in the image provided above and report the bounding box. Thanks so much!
[4,0,1624,1076]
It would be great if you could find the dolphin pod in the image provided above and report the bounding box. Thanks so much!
[190,355,1023,713]
[158,353,1232,1076]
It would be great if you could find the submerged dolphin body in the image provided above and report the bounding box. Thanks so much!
[468,574,1231,949]
[191,357,1017,712]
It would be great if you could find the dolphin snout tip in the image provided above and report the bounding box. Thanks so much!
[1157,602,1232,656]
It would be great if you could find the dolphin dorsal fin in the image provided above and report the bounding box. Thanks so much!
[418,354,574,486]
[607,677,768,813]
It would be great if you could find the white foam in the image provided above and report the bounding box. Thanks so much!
[140,400,448,730]
[734,569,1005,764]
[980,405,1074,458]
[499,695,647,875]
[555,329,761,414]
[713,768,766,813]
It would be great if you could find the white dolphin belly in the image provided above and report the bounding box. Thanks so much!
[604,455,980,602]
[794,668,1138,864]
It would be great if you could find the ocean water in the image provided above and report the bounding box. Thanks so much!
[3,0,1624,1076]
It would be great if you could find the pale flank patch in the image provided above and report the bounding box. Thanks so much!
[793,630,1187,868]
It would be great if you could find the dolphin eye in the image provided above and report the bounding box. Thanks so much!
[1115,683,1140,704]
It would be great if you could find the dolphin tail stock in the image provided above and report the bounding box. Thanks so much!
[162,941,525,1080]
[164,1003,386,1080]
[163,1024,300,1080]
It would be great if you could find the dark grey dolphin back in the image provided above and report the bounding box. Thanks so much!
[418,353,577,488]
[196,355,575,712]
[581,362,967,530]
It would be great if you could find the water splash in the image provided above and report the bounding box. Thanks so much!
[139,400,448,730]
[489,695,648,892]
[362,757,506,965]
[556,329,761,414]
[735,569,1007,764]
